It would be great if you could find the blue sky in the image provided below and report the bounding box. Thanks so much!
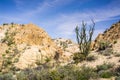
[0,0,120,41]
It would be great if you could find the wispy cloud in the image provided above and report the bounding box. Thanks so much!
[1,0,120,40]
[41,0,120,39]
[14,0,74,16]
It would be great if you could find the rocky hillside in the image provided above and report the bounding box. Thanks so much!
[53,38,79,63]
[93,21,120,51]
[1,22,120,80]
[0,23,63,70]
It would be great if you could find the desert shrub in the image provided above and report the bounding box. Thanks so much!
[60,41,68,50]
[86,55,97,61]
[2,54,6,57]
[98,41,110,51]
[45,57,51,63]
[16,65,98,80]
[73,52,85,63]
[57,65,76,79]
[114,52,120,57]
[13,58,19,63]
[115,76,120,80]
[36,59,42,66]
[98,70,113,78]
[16,71,28,80]
[113,66,120,76]
[13,48,20,54]
[48,65,97,80]
[3,23,8,26]
[35,54,43,65]
[74,20,95,63]
[96,62,114,78]
[5,50,10,54]
[3,59,12,67]
[99,48,113,56]
[17,68,49,80]
[10,66,20,72]
[76,66,97,80]
[1,31,15,46]
[1,48,20,73]
[96,62,114,72]
[114,40,117,44]
[7,37,15,46]
[49,70,61,80]
[0,72,15,80]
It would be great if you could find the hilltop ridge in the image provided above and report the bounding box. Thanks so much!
[0,23,63,69]
[93,21,120,51]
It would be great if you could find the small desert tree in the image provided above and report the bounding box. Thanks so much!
[74,20,95,62]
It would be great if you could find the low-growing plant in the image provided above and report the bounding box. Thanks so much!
[113,40,117,44]
[73,52,85,63]
[96,62,114,72]
[98,41,110,51]
[115,76,120,80]
[3,23,8,26]
[98,70,113,78]
[76,66,97,80]
[2,54,6,57]
[16,71,27,80]
[114,52,120,57]
[35,61,41,66]
[0,72,15,80]
[113,65,120,76]
[86,55,97,61]
[45,56,51,63]
[99,48,113,56]
[16,64,98,80]
[13,58,19,63]
[13,48,20,54]
[60,41,68,50]
[1,32,15,46]
[6,50,10,54]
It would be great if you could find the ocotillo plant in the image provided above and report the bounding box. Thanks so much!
[75,20,95,59]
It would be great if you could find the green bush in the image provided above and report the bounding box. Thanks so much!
[113,66,120,76]
[6,50,10,54]
[115,76,120,80]
[99,70,113,78]
[99,48,113,56]
[13,58,19,63]
[86,55,97,61]
[98,41,110,51]
[16,72,27,80]
[45,57,51,63]
[113,40,117,44]
[0,72,15,80]
[73,52,85,63]
[97,62,114,72]
[3,59,12,67]
[76,66,97,80]
[16,65,97,80]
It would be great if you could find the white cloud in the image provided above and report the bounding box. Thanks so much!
[41,0,120,39]
[1,0,120,40]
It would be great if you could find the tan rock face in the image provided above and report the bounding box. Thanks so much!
[0,23,63,69]
[14,23,53,46]
[93,21,120,50]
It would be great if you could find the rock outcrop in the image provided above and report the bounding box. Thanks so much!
[92,21,120,51]
[0,23,63,69]
[53,38,79,63]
